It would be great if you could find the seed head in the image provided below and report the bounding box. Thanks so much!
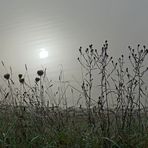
[85,48,88,53]
[90,49,94,53]
[127,74,130,78]
[119,82,123,87]
[37,70,44,76]
[18,74,23,79]
[4,73,10,80]
[89,44,93,49]
[19,78,25,84]
[79,47,82,54]
[35,77,40,82]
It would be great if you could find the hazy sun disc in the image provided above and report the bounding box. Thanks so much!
[39,48,48,59]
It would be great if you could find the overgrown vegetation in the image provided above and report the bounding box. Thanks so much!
[0,41,148,147]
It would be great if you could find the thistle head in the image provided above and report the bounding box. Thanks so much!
[4,73,10,80]
[37,70,44,76]
[19,78,25,84]
[18,74,23,79]
[35,77,40,83]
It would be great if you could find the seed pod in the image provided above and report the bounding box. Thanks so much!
[19,78,25,84]
[127,74,130,78]
[85,48,88,53]
[18,74,23,79]
[4,73,10,80]
[89,44,93,48]
[79,47,82,54]
[105,53,108,57]
[37,70,44,76]
[90,49,94,53]
[35,77,40,82]
[132,49,134,53]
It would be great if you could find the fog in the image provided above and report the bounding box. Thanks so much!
[0,0,148,86]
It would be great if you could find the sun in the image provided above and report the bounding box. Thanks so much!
[39,48,48,59]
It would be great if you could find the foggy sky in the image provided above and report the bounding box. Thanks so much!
[0,0,148,81]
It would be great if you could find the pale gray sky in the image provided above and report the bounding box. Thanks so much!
[0,0,148,80]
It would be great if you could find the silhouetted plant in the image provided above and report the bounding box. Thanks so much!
[19,78,25,84]
[78,44,96,125]
[92,41,117,146]
[4,73,10,80]
[37,70,44,76]
[35,77,40,83]
[127,44,148,132]
[18,74,23,79]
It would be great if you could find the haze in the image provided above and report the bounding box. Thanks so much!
[0,0,148,81]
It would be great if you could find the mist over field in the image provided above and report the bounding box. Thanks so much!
[0,0,148,147]
[0,0,148,78]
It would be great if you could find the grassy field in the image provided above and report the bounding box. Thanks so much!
[0,41,148,147]
[0,105,148,147]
